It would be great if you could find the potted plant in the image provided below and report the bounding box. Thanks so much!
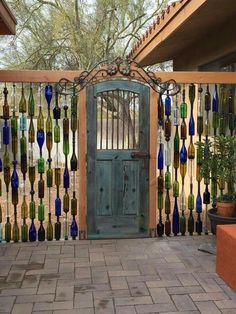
[196,135,236,233]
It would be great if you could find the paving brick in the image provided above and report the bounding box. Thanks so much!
[94,298,115,314]
[114,296,153,306]
[110,276,128,290]
[74,292,93,308]
[74,283,110,292]
[59,262,74,273]
[21,275,40,288]
[135,303,177,313]
[92,271,109,284]
[75,267,91,279]
[128,282,149,297]
[116,305,136,314]
[12,303,33,314]
[53,309,94,314]
[16,294,55,303]
[127,275,160,283]
[56,285,74,301]
[108,270,140,277]
[6,270,25,282]
[176,273,199,286]
[37,279,57,294]
[195,277,223,293]
[33,311,53,314]
[149,287,172,303]
[195,301,221,313]
[215,300,236,309]
[172,294,197,311]
[167,285,204,295]
[93,290,130,300]
[190,292,230,301]
[146,280,181,288]
[1,287,37,296]
[0,296,16,312]
[33,301,74,311]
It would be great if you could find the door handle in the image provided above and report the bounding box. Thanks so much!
[131,152,150,159]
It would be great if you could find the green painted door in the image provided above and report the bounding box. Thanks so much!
[87,80,149,239]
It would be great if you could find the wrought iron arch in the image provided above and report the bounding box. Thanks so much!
[57,57,180,96]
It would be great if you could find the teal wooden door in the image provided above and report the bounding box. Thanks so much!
[87,80,149,239]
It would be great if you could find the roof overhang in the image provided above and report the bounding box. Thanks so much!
[130,0,236,66]
[0,0,17,35]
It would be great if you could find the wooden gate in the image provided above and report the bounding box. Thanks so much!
[87,80,150,239]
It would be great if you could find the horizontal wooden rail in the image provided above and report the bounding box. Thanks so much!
[0,70,236,84]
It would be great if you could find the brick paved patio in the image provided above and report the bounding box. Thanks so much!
[0,236,236,314]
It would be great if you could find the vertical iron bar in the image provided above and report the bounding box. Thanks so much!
[133,93,136,149]
[112,91,114,149]
[100,93,103,149]
[106,91,109,149]
[122,90,125,149]
[117,90,119,149]
[127,91,130,149]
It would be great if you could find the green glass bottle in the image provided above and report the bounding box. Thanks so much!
[180,101,187,119]
[189,83,195,105]
[46,114,53,153]
[63,106,69,156]
[21,195,28,242]
[164,190,171,236]
[54,124,60,143]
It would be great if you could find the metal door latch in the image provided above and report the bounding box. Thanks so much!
[131,152,150,159]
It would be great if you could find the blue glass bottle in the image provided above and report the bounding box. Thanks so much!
[29,220,37,241]
[37,130,45,152]
[196,190,202,214]
[189,114,195,136]
[11,161,19,190]
[55,196,61,217]
[165,93,171,116]
[180,143,187,163]
[63,167,70,188]
[45,85,53,108]
[213,84,219,112]
[70,217,78,240]
[3,121,9,145]
[157,144,164,170]
[172,198,179,236]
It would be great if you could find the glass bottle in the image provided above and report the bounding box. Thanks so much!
[212,84,219,131]
[179,190,186,236]
[21,194,28,242]
[158,96,164,126]
[164,190,171,236]
[197,86,203,137]
[157,144,164,170]
[172,197,179,236]
[173,128,179,169]
[205,85,211,111]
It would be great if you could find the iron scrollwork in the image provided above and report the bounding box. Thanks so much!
[57,57,180,96]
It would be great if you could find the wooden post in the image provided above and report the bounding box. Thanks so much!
[149,89,158,237]
[78,88,87,239]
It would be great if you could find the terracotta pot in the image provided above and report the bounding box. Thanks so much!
[217,201,236,217]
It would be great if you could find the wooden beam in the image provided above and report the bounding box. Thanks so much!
[78,88,87,240]
[0,70,82,83]
[149,89,157,237]
[133,0,207,65]
[1,70,236,84]
[0,0,17,35]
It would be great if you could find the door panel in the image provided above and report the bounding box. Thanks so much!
[122,160,139,216]
[87,80,149,239]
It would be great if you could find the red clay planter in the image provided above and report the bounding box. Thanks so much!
[216,224,236,291]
